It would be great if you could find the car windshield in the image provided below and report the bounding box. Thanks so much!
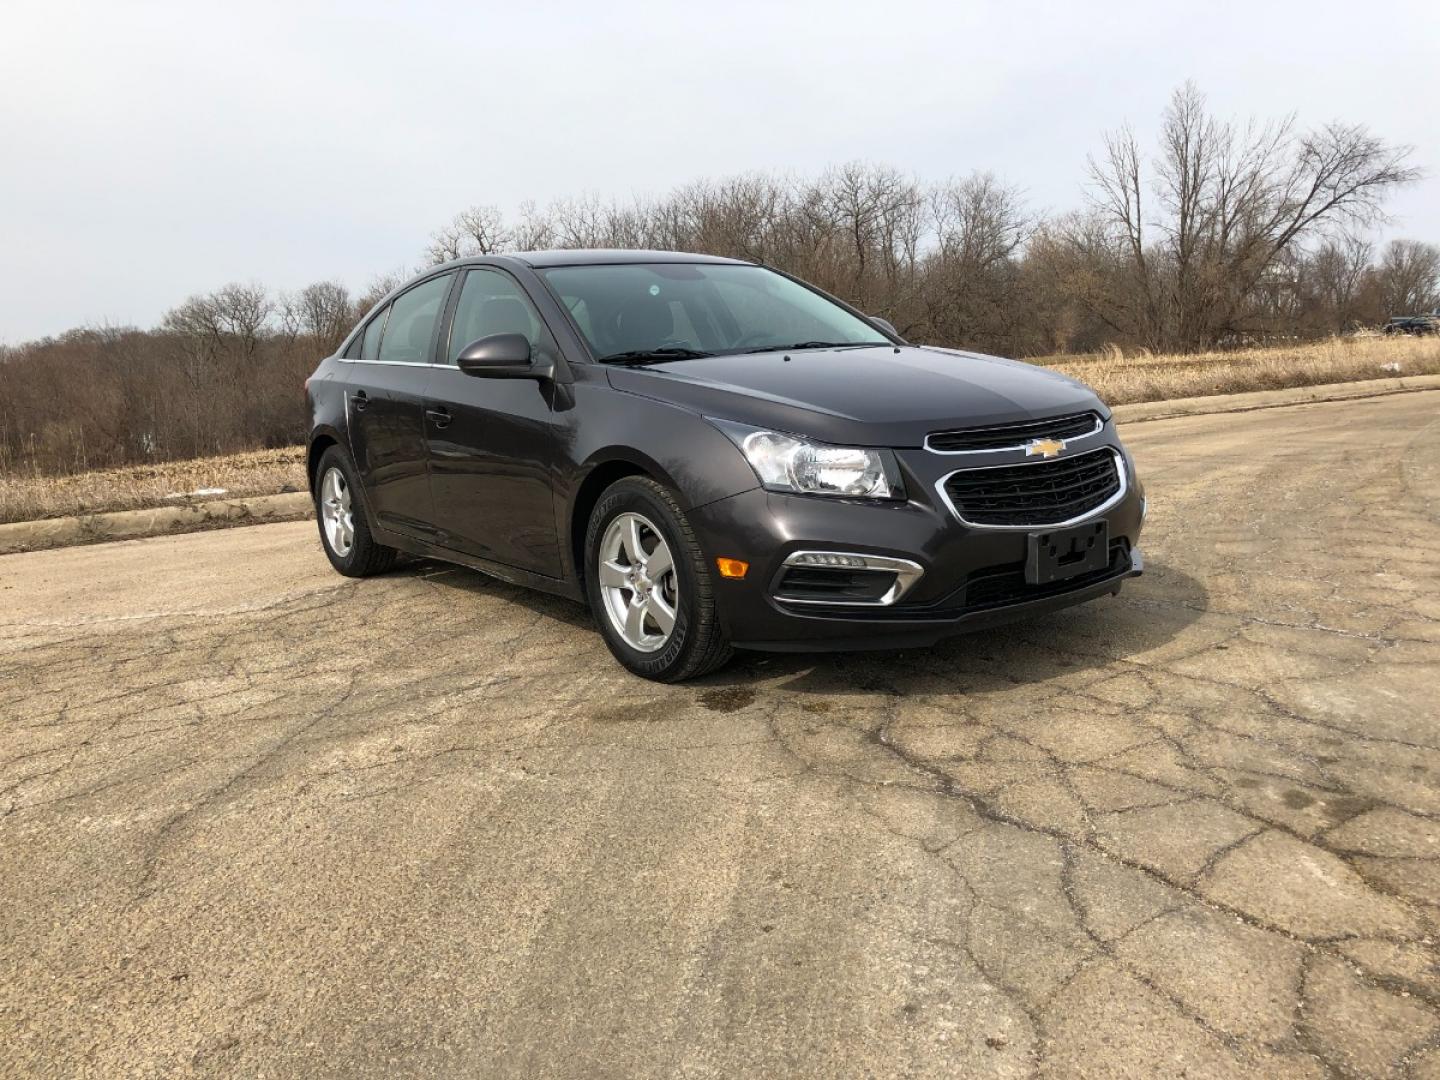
[538,262,891,362]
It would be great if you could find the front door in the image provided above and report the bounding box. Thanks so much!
[346,272,454,539]
[423,267,565,577]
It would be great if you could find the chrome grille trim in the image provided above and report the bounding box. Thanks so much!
[935,448,1128,530]
[924,412,1104,455]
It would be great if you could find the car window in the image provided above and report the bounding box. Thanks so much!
[446,268,552,363]
[360,307,388,362]
[710,278,840,345]
[561,296,594,341]
[668,300,701,344]
[377,274,453,364]
[538,263,888,359]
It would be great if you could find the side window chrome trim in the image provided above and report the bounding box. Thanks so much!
[339,358,453,368]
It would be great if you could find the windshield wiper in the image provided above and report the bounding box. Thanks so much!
[598,347,714,366]
[731,340,886,355]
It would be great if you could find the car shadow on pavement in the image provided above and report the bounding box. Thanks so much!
[395,556,597,631]
[399,555,1209,695]
[697,559,1210,695]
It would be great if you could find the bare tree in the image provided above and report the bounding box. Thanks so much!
[206,283,272,362]
[297,281,354,351]
[920,173,1032,345]
[1304,233,1375,330]
[1377,239,1440,315]
[1087,83,1418,349]
[547,194,619,249]
[425,204,510,265]
[1087,123,1162,344]
[509,200,556,251]
[354,270,408,319]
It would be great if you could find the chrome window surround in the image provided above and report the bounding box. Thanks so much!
[935,448,1129,531]
[923,413,1105,455]
[339,359,456,368]
[776,551,925,606]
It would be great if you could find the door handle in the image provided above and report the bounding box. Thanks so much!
[352,390,368,412]
[426,407,452,429]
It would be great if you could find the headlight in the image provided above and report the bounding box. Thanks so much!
[710,420,904,499]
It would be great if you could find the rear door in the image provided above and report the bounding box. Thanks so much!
[345,272,456,539]
[423,267,565,576]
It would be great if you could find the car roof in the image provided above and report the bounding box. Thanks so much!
[504,249,751,268]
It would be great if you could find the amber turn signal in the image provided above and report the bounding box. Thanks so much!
[715,557,749,579]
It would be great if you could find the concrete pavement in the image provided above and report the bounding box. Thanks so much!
[2,392,1439,1078]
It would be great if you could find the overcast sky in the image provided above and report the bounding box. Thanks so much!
[2,0,1436,344]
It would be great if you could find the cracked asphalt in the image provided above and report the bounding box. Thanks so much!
[3,391,1439,1079]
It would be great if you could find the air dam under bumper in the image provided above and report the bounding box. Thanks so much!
[688,485,1145,652]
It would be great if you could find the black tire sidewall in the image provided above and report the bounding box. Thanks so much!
[314,447,367,575]
[584,481,701,679]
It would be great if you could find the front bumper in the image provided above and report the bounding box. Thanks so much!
[689,451,1145,651]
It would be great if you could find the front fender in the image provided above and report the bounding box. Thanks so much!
[570,384,759,512]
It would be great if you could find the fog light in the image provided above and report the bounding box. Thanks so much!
[716,557,749,579]
[778,550,926,606]
[790,552,868,569]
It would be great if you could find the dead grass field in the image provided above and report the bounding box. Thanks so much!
[0,447,306,525]
[1041,332,1440,404]
[1,334,1436,525]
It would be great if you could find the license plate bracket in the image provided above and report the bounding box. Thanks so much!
[1025,521,1109,585]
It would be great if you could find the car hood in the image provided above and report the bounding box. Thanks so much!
[604,344,1107,447]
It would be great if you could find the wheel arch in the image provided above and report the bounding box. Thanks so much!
[568,453,676,589]
[306,426,346,495]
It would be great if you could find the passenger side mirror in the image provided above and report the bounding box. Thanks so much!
[456,333,553,379]
[869,316,900,339]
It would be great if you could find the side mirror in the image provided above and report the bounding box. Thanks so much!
[456,333,553,379]
[869,316,900,339]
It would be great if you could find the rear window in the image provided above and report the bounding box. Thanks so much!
[360,308,388,362]
[377,275,452,364]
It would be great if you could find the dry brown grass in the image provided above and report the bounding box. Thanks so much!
[2,335,1435,526]
[0,447,306,525]
[1035,333,1440,405]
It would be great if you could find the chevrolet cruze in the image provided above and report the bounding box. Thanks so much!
[306,250,1145,681]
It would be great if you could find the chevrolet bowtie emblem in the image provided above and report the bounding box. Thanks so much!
[1024,438,1065,459]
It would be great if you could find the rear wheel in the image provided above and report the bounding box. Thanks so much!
[584,477,733,681]
[313,446,398,577]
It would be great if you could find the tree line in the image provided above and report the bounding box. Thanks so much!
[2,84,1434,477]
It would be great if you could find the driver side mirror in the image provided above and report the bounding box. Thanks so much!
[456,333,554,380]
[869,315,900,339]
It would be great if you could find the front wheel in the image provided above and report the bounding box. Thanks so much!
[584,477,733,682]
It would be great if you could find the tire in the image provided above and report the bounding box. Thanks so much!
[584,477,734,682]
[313,445,399,578]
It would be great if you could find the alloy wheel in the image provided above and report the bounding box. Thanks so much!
[320,466,354,558]
[597,512,678,652]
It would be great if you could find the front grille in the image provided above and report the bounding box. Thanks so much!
[927,411,1101,453]
[963,541,1129,610]
[941,448,1122,527]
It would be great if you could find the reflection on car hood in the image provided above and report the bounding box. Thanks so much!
[604,344,1106,447]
